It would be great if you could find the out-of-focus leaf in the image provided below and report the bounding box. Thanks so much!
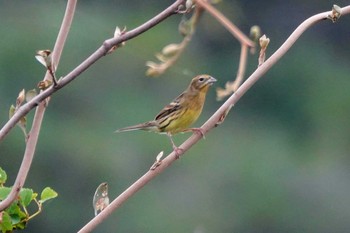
[16,89,25,107]
[26,89,37,102]
[0,212,13,232]
[0,168,7,185]
[0,187,11,200]
[93,182,109,216]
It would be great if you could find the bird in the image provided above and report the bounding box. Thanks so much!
[115,74,217,158]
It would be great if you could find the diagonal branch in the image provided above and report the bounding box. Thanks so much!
[0,0,186,212]
[77,5,350,232]
[0,0,186,142]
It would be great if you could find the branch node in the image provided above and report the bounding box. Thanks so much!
[258,34,270,66]
[150,151,164,170]
[328,4,342,22]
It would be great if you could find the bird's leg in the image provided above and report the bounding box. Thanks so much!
[182,127,206,139]
[167,133,183,159]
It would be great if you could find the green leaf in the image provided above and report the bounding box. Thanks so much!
[40,187,58,203]
[19,188,34,207]
[0,187,11,200]
[10,214,21,225]
[0,168,7,185]
[0,212,13,233]
[7,201,21,215]
[25,89,37,102]
[9,104,15,119]
[14,221,26,230]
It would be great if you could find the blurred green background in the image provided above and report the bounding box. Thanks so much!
[1,0,350,232]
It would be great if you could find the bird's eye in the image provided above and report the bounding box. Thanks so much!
[198,77,205,82]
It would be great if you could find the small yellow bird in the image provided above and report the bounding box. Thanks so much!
[116,74,217,157]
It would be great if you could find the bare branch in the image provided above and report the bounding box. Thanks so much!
[194,0,255,47]
[0,0,186,142]
[0,0,186,213]
[0,0,77,211]
[194,0,254,100]
[78,5,350,232]
[216,44,249,100]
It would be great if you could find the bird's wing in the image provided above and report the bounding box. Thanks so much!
[155,92,185,121]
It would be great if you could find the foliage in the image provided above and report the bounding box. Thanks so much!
[0,168,57,232]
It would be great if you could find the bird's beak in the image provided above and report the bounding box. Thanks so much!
[207,76,217,85]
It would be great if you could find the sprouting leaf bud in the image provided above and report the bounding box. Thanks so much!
[259,34,270,49]
[16,89,26,107]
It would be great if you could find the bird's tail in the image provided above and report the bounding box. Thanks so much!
[115,121,159,133]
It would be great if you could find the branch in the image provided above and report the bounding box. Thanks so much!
[0,0,186,142]
[0,0,186,212]
[194,0,255,47]
[0,0,77,211]
[194,0,255,100]
[78,5,350,232]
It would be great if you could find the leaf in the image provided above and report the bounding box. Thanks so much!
[93,182,109,216]
[155,53,168,63]
[0,212,13,233]
[16,89,25,107]
[178,19,192,37]
[7,201,22,216]
[8,105,15,119]
[25,89,37,102]
[0,187,11,200]
[145,61,164,77]
[9,214,21,225]
[161,43,181,57]
[35,50,52,68]
[19,188,34,207]
[40,187,58,203]
[37,80,53,90]
[18,116,28,140]
[156,151,164,162]
[0,168,7,185]
[18,116,27,130]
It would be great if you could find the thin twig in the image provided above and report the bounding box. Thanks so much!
[0,0,77,211]
[234,44,248,91]
[216,44,249,101]
[194,0,255,47]
[77,5,350,232]
[195,0,253,100]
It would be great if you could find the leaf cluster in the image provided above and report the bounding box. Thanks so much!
[0,168,57,232]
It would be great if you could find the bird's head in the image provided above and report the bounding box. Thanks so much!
[189,74,217,93]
